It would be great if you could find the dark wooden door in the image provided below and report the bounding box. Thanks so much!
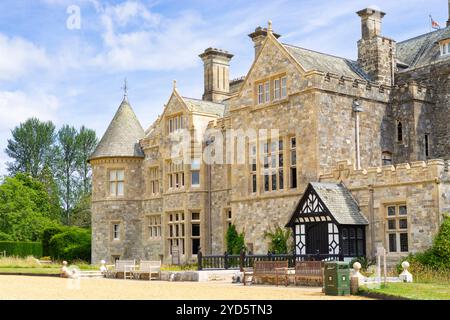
[305,223,328,255]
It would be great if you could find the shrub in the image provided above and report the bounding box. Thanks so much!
[226,224,246,254]
[0,241,43,258]
[42,225,68,257]
[397,215,450,278]
[48,227,91,262]
[349,256,374,271]
[264,224,292,254]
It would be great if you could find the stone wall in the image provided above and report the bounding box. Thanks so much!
[91,158,144,264]
[320,159,449,258]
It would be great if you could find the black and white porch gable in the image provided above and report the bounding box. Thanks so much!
[286,182,369,261]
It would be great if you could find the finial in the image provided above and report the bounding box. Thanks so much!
[268,20,273,33]
[122,78,129,99]
[173,79,177,90]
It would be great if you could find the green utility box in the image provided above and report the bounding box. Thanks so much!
[324,261,350,296]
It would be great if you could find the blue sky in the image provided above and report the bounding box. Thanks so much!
[0,0,447,175]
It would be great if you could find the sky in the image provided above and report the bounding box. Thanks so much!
[0,0,447,175]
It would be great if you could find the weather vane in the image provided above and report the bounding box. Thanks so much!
[122,78,129,98]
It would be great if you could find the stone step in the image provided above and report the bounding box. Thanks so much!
[77,271,104,278]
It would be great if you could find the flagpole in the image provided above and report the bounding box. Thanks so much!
[429,14,432,33]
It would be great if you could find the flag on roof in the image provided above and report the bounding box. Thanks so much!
[430,15,441,29]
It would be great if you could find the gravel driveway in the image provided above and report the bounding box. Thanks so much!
[0,275,371,300]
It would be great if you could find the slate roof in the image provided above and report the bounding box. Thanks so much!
[283,44,370,80]
[182,97,225,117]
[396,26,450,69]
[89,97,145,161]
[310,182,368,225]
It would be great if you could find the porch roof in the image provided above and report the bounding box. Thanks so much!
[286,182,369,226]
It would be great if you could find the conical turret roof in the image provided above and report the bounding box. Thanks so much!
[89,97,145,161]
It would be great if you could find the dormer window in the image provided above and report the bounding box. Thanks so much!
[440,40,450,56]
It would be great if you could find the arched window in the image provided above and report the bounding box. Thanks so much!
[382,151,392,165]
[397,121,403,142]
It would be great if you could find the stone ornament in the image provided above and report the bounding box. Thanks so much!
[399,261,413,283]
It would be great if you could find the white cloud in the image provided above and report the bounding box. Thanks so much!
[0,90,60,176]
[0,34,50,80]
[104,1,161,27]
[93,6,212,72]
[0,91,59,129]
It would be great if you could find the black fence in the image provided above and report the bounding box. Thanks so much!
[197,250,340,271]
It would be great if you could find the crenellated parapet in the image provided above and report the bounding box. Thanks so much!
[391,80,434,103]
[320,159,448,188]
[303,71,391,103]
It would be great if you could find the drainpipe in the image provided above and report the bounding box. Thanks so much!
[369,185,376,259]
[353,99,364,170]
[205,137,215,255]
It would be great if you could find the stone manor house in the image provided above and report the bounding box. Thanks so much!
[90,4,450,265]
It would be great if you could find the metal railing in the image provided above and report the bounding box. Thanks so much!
[197,249,340,271]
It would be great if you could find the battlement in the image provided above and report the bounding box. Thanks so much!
[322,72,391,94]
[320,159,447,187]
[392,80,434,102]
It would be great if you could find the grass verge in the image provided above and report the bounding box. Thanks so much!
[360,282,450,300]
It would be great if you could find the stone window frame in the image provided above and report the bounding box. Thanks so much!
[439,39,450,56]
[189,210,202,256]
[381,151,393,166]
[110,220,123,242]
[396,120,403,143]
[261,138,284,193]
[190,158,201,188]
[167,113,185,134]
[149,166,160,196]
[254,72,288,106]
[108,169,125,197]
[146,214,162,240]
[166,159,185,191]
[249,142,257,193]
[424,133,431,158]
[289,136,298,189]
[167,211,186,256]
[385,203,409,254]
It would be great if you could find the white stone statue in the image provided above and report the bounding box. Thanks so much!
[399,261,413,283]
[60,261,69,278]
[99,260,107,275]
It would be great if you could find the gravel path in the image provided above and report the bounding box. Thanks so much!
[0,275,371,300]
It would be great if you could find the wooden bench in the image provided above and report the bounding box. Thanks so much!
[248,261,289,286]
[132,261,161,280]
[110,260,136,279]
[292,261,324,286]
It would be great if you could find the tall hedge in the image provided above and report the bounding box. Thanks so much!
[42,225,68,257]
[48,227,91,262]
[0,241,43,258]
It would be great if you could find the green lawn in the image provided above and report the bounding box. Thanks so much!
[361,282,450,300]
[0,267,60,274]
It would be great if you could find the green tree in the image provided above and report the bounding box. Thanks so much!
[0,174,60,241]
[76,126,97,195]
[5,118,55,178]
[38,165,62,222]
[264,224,292,254]
[70,193,92,228]
[55,125,80,223]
